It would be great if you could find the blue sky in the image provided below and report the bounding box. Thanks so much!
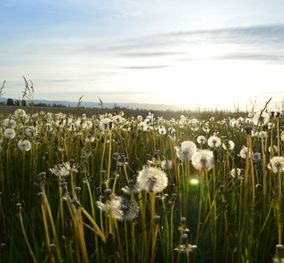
[1,0,284,110]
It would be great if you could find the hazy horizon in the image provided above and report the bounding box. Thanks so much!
[1,0,284,111]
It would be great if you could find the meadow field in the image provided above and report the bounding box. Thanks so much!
[0,106,284,262]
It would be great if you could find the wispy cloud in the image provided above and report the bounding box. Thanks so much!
[122,65,170,70]
[216,52,284,63]
[103,24,284,51]
[120,51,187,57]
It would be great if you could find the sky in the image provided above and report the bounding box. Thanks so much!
[1,0,284,110]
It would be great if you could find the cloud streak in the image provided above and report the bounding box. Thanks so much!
[103,24,284,52]
[121,65,170,70]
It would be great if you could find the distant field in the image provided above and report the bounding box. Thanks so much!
[0,104,246,119]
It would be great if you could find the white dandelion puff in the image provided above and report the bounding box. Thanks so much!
[222,140,235,151]
[112,115,125,124]
[158,126,167,135]
[13,109,27,118]
[3,119,17,129]
[191,150,215,171]
[252,131,268,139]
[252,111,270,126]
[207,135,221,148]
[175,141,197,161]
[230,168,244,179]
[268,157,284,174]
[136,167,168,193]
[26,126,37,137]
[99,118,114,131]
[239,146,251,159]
[197,135,207,145]
[4,128,16,139]
[49,162,78,177]
[160,159,173,170]
[17,140,32,151]
[96,195,139,221]
[269,145,278,154]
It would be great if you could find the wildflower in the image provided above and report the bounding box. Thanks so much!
[13,109,27,118]
[175,244,197,254]
[4,128,16,139]
[268,157,284,174]
[191,149,215,171]
[252,111,270,126]
[160,159,173,170]
[96,194,139,221]
[112,115,125,124]
[49,162,78,177]
[230,168,244,179]
[3,119,17,129]
[158,126,167,135]
[82,120,93,130]
[239,146,251,159]
[136,166,168,193]
[168,127,176,136]
[222,140,235,151]
[197,135,207,145]
[175,141,197,161]
[26,126,37,137]
[252,131,267,139]
[17,140,32,151]
[99,118,113,131]
[207,135,221,148]
[269,145,278,153]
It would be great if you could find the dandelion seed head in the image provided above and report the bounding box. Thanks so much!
[269,145,278,154]
[269,157,284,174]
[160,159,173,170]
[191,150,215,171]
[208,135,221,148]
[96,195,139,221]
[252,111,270,126]
[239,146,251,159]
[99,118,113,131]
[175,244,197,254]
[49,162,78,177]
[3,119,17,129]
[197,135,207,145]
[158,126,167,135]
[222,140,235,151]
[26,126,37,137]
[4,128,16,139]
[136,166,168,193]
[230,168,243,179]
[13,109,27,118]
[17,140,32,151]
[175,141,197,161]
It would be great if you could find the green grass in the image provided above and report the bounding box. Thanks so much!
[0,107,283,262]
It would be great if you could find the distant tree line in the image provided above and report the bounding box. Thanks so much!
[5,98,67,108]
[7,98,27,106]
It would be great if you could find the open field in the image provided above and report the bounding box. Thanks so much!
[0,107,284,262]
[0,104,246,120]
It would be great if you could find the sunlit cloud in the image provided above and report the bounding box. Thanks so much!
[1,0,284,110]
